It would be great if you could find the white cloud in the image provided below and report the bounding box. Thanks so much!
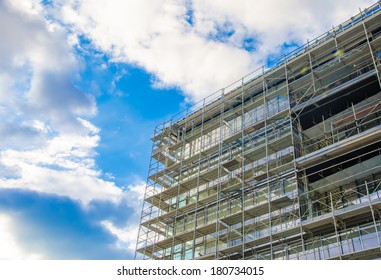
[0,163,21,180]
[0,121,47,149]
[122,181,145,217]
[0,0,120,205]
[0,214,42,259]
[58,0,375,101]
[60,0,257,100]
[101,181,145,253]
[101,220,139,252]
[0,132,124,204]
[5,0,43,16]
[0,0,96,135]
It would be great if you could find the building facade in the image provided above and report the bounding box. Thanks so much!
[135,2,381,260]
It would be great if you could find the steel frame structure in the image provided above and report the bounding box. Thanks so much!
[135,1,381,260]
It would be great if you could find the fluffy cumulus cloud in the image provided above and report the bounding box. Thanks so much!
[59,0,256,100]
[0,0,113,206]
[59,0,375,101]
[0,0,143,259]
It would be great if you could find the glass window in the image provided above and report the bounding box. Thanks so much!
[184,248,193,260]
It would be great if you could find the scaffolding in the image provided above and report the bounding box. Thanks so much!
[135,1,381,260]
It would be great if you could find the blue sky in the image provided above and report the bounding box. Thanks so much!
[0,0,376,259]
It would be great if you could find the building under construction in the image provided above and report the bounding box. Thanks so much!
[135,2,381,260]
